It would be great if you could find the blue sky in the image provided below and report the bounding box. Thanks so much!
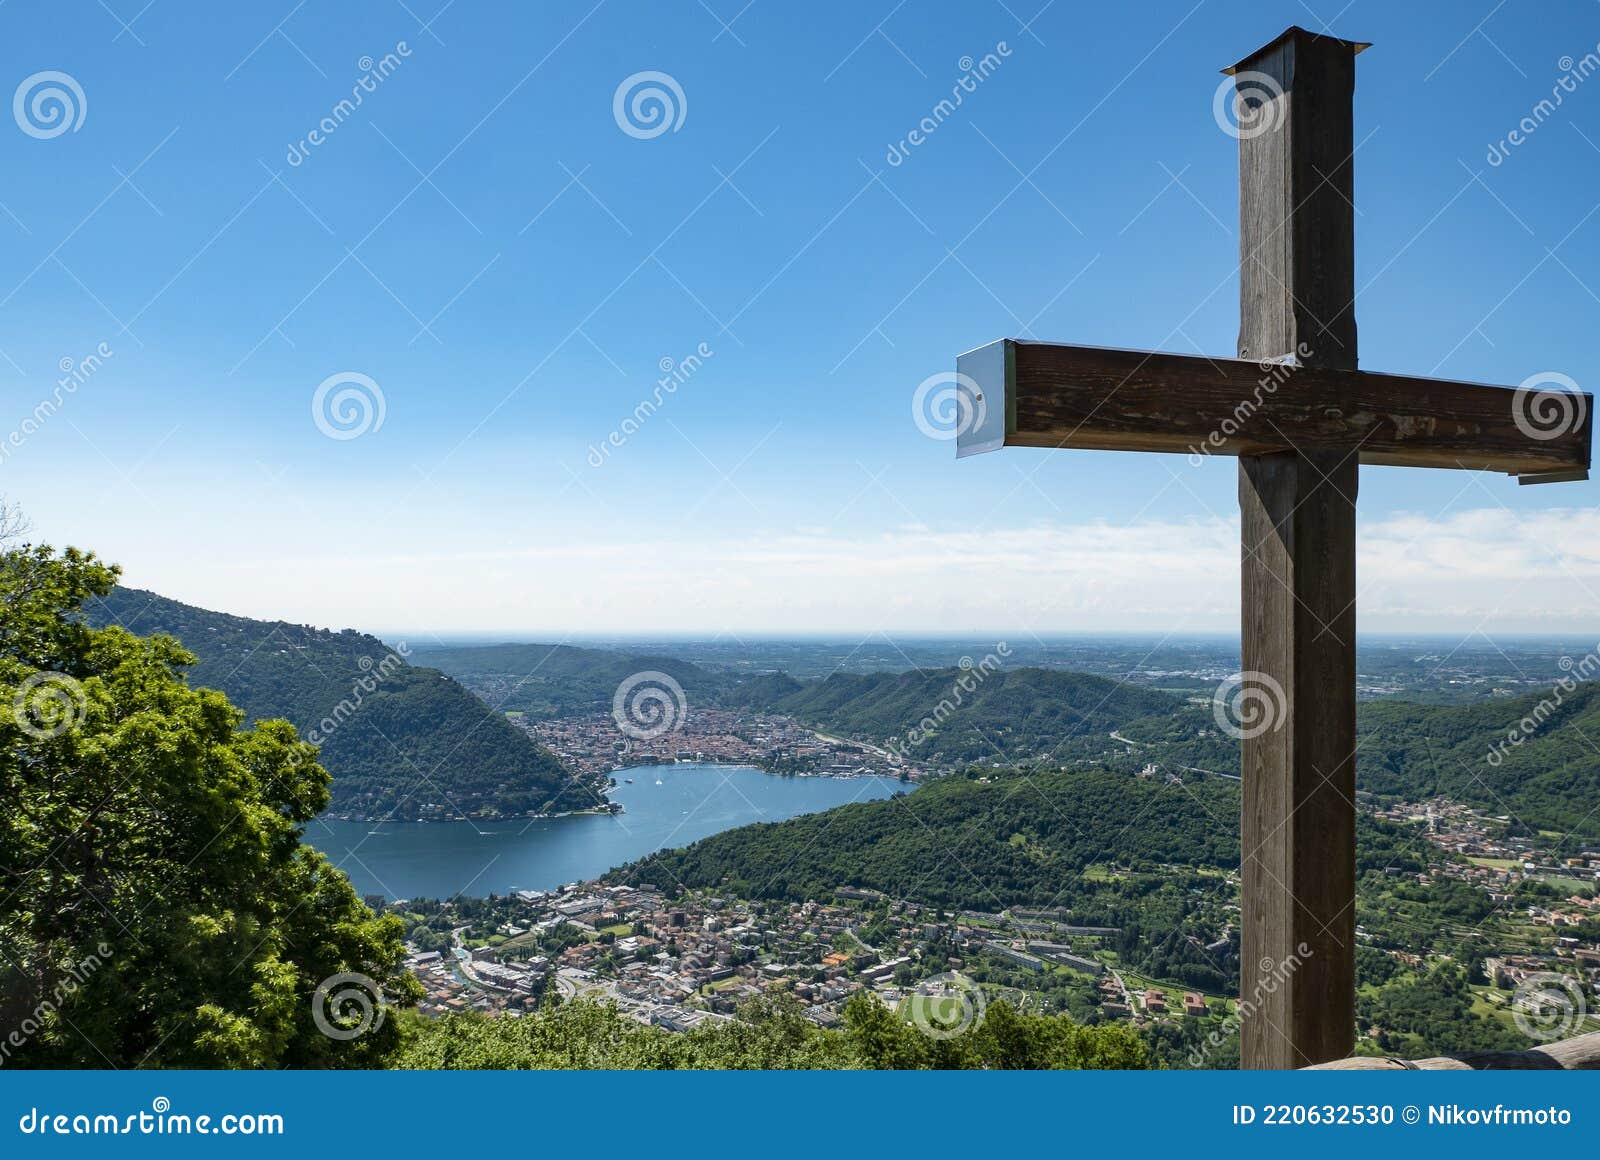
[2,0,1598,637]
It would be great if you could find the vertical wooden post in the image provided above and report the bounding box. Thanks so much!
[1231,27,1365,1069]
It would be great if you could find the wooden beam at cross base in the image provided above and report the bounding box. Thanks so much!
[953,340,1592,481]
[1306,1031,1600,1070]
[1238,450,1357,1068]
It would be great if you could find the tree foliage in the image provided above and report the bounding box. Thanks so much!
[729,665,1179,766]
[611,767,1241,907]
[1,542,418,1067]
[86,587,589,820]
[396,993,1149,1070]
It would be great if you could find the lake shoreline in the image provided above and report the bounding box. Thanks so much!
[320,760,903,825]
[308,763,908,898]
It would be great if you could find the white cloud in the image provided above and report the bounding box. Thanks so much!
[117,506,1600,638]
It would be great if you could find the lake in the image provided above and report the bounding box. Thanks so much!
[306,763,906,899]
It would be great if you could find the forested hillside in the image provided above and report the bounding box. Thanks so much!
[1356,681,1600,843]
[613,767,1235,905]
[3,544,417,1067]
[398,995,1148,1070]
[1111,682,1600,846]
[425,644,1180,765]
[414,641,734,719]
[86,588,589,820]
[748,666,1180,765]
[421,636,1600,843]
[610,766,1427,909]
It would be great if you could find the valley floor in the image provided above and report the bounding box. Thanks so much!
[388,788,1600,1067]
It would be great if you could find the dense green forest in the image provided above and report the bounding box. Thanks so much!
[1,540,417,1066]
[609,765,1427,911]
[86,588,590,820]
[1110,684,1600,845]
[743,666,1178,765]
[398,994,1148,1069]
[1356,683,1600,843]
[749,664,1600,843]
[728,662,1600,844]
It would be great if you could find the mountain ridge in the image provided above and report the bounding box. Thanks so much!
[424,636,1600,842]
[86,588,594,821]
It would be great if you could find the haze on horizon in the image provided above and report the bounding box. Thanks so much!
[95,503,1600,640]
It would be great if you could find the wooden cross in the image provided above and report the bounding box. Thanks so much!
[953,27,1592,1068]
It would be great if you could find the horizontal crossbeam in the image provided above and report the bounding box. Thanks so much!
[954,339,1591,481]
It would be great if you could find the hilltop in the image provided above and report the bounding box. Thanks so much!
[420,636,1600,844]
[86,588,591,820]
[745,665,1179,765]
[423,641,1180,765]
[414,641,733,720]
[607,765,1427,908]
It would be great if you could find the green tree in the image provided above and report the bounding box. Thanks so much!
[396,993,1149,1070]
[0,533,420,1067]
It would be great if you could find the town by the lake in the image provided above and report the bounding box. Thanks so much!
[388,789,1600,1053]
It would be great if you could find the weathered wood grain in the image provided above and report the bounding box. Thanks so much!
[1234,26,1363,1071]
[1239,450,1358,1069]
[999,340,1591,478]
[1307,1031,1600,1070]
[1233,28,1362,369]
